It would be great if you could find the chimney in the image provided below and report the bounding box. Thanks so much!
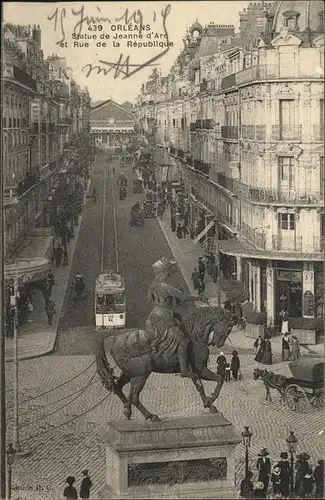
[32,25,41,47]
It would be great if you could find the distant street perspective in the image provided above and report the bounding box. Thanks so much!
[2,1,325,500]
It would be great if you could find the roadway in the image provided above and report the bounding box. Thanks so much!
[54,150,188,355]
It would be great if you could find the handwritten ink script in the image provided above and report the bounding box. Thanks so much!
[47,4,172,79]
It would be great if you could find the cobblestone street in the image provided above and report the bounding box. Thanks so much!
[5,352,325,499]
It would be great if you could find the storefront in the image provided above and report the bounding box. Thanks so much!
[274,263,303,319]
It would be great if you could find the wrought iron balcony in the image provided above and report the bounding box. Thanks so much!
[221,126,238,140]
[232,179,321,204]
[272,235,324,253]
[223,64,324,88]
[241,222,266,249]
[241,125,266,140]
[271,125,302,141]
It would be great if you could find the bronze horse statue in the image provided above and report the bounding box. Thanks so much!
[95,306,237,422]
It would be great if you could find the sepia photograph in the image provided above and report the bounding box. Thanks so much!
[1,1,324,499]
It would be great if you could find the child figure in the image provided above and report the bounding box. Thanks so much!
[225,363,231,382]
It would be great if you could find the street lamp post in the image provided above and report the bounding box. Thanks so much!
[6,443,16,500]
[286,430,298,497]
[242,426,253,478]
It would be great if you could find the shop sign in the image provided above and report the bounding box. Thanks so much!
[31,100,40,122]
[277,270,302,282]
[303,291,314,317]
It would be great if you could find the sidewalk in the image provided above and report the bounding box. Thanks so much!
[5,214,83,363]
[156,210,324,357]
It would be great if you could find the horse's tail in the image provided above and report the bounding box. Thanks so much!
[95,334,116,393]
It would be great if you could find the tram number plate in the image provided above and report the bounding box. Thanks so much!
[107,315,114,322]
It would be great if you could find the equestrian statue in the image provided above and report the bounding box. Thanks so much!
[95,257,238,422]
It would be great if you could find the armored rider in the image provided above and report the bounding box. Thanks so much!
[147,257,206,378]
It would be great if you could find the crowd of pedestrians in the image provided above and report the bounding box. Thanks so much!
[239,450,324,499]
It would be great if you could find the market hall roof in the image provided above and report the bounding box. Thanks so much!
[90,99,135,127]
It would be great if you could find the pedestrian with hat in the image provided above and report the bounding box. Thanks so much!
[256,448,271,495]
[314,459,324,498]
[198,257,205,281]
[80,469,92,499]
[295,452,311,497]
[63,476,78,499]
[277,451,290,498]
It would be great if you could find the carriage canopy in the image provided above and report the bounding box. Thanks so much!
[289,358,324,384]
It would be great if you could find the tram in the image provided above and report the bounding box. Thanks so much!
[95,271,126,329]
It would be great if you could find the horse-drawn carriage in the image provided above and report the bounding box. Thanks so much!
[254,358,324,412]
[143,200,156,218]
[285,358,324,412]
[133,178,143,194]
[129,205,145,226]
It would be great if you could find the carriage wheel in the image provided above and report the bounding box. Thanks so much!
[285,384,309,412]
[310,390,325,409]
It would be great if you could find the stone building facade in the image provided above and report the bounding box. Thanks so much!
[136,1,324,324]
[3,23,91,281]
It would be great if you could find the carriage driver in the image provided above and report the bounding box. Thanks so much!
[147,257,206,378]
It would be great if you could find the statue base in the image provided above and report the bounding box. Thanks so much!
[97,414,241,499]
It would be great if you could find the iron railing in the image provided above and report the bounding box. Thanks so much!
[221,126,238,139]
[272,235,324,253]
[241,222,266,249]
[271,125,302,141]
[222,65,324,89]
[232,180,321,204]
[241,125,266,140]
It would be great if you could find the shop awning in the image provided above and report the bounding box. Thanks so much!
[4,258,49,284]
[219,239,324,261]
[193,220,215,244]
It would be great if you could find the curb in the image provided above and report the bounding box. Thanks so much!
[6,194,86,363]
[156,216,322,357]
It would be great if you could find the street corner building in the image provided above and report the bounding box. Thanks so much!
[135,0,325,342]
[3,23,95,315]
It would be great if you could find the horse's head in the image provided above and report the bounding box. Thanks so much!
[152,257,178,278]
[184,306,235,347]
[253,368,265,380]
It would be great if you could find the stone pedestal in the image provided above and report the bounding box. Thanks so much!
[98,414,241,499]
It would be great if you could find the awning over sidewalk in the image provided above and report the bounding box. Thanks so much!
[219,239,324,261]
[4,258,49,284]
[5,231,53,284]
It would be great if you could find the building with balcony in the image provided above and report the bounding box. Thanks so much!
[3,24,92,287]
[90,99,135,150]
[136,1,324,325]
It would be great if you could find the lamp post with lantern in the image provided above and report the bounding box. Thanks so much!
[286,430,298,497]
[6,443,16,500]
[242,426,253,478]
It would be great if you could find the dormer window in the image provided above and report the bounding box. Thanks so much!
[282,10,299,32]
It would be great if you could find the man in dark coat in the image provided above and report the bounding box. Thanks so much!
[314,459,324,498]
[256,448,271,494]
[230,350,240,380]
[80,469,92,499]
[45,300,56,326]
[55,244,63,267]
[276,451,290,498]
[295,452,311,496]
[198,257,205,280]
[191,268,200,291]
[63,476,78,499]
[216,352,227,383]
